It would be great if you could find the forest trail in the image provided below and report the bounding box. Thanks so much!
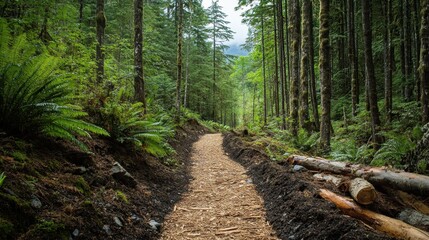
[160,134,278,240]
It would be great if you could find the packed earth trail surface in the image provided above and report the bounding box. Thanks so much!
[161,134,278,240]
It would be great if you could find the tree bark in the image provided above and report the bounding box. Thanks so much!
[348,0,359,117]
[319,0,331,151]
[414,0,422,102]
[273,1,280,118]
[261,10,267,126]
[290,0,300,136]
[79,0,84,24]
[299,0,311,132]
[362,0,382,149]
[276,0,287,129]
[404,0,414,101]
[96,0,105,84]
[319,189,429,240]
[308,3,319,131]
[183,7,192,109]
[134,0,146,110]
[421,0,429,123]
[383,0,393,122]
[39,6,53,44]
[176,0,184,122]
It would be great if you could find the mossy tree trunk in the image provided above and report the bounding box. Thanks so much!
[176,0,184,122]
[299,0,311,132]
[289,0,300,136]
[421,0,429,123]
[276,0,287,130]
[261,7,267,126]
[134,0,146,110]
[348,0,359,117]
[96,0,105,84]
[273,3,280,118]
[319,0,331,151]
[307,2,319,132]
[362,0,382,149]
[383,0,394,122]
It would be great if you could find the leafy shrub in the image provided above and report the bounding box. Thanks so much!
[0,25,109,151]
[101,99,174,157]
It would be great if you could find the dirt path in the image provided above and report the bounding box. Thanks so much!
[161,134,278,240]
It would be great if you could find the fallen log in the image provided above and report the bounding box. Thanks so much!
[288,155,353,174]
[355,168,429,196]
[396,191,429,215]
[313,173,343,187]
[288,155,429,196]
[319,189,429,240]
[349,178,377,205]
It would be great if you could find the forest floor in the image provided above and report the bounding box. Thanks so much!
[222,132,396,240]
[0,119,206,240]
[2,121,428,239]
[160,134,278,240]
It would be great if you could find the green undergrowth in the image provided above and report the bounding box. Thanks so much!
[237,99,424,170]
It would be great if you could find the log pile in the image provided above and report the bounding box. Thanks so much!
[288,155,429,196]
[288,154,429,238]
[320,189,429,240]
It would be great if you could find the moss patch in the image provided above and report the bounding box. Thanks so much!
[75,176,90,195]
[25,220,68,240]
[0,217,15,238]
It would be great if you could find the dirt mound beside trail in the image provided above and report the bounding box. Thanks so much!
[222,133,393,240]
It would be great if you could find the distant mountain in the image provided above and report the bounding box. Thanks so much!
[225,44,249,56]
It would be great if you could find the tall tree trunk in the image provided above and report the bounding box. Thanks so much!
[399,1,407,99]
[414,0,421,102]
[404,0,414,101]
[319,0,331,151]
[261,12,267,126]
[284,0,291,117]
[212,15,216,121]
[96,0,105,84]
[421,0,429,123]
[276,0,287,129]
[134,0,146,110]
[362,0,382,148]
[184,7,192,109]
[348,0,359,116]
[383,0,393,122]
[338,0,348,95]
[290,0,300,136]
[308,3,319,131]
[176,0,184,122]
[299,0,310,131]
[273,1,280,118]
[39,6,53,44]
[79,0,84,24]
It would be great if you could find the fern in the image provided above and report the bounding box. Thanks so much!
[0,27,109,151]
[331,140,374,163]
[372,136,415,167]
[0,172,5,188]
[102,100,174,157]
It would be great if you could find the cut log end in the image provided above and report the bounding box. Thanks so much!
[349,178,377,205]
